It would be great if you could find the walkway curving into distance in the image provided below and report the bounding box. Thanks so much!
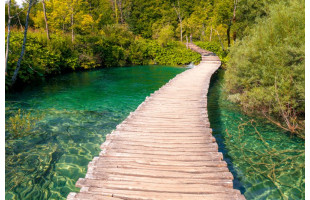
[67,43,245,200]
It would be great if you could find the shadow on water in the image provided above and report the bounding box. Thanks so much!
[207,68,246,193]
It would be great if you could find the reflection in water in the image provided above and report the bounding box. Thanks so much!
[207,69,305,200]
[5,65,187,200]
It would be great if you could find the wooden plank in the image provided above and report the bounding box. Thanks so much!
[76,179,239,195]
[83,173,233,187]
[100,152,223,161]
[106,135,216,143]
[78,188,246,200]
[86,168,234,180]
[104,147,219,155]
[108,132,214,139]
[90,162,229,173]
[104,140,217,149]
[67,192,124,200]
[94,157,228,167]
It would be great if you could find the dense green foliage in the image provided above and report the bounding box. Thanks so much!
[232,0,282,39]
[225,0,305,135]
[5,28,200,88]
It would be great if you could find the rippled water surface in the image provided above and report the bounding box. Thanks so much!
[207,69,305,200]
[5,65,187,199]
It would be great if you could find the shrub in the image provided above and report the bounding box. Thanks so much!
[225,0,305,136]
[6,28,200,89]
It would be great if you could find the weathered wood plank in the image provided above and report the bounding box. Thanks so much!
[89,162,229,173]
[82,173,234,187]
[77,188,246,200]
[76,179,239,195]
[93,157,228,167]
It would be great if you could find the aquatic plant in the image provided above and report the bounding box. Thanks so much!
[6,109,44,139]
[225,120,305,200]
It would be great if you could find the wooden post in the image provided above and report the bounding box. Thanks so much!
[11,0,33,85]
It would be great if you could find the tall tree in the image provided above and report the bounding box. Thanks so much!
[114,0,118,24]
[71,0,74,42]
[232,0,237,41]
[213,0,234,47]
[5,0,12,76]
[11,0,34,85]
[42,0,50,40]
[117,0,124,24]
[173,0,183,42]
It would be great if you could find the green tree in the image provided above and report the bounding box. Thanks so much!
[157,24,175,47]
[225,0,305,135]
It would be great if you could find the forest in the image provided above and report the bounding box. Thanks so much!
[5,0,305,136]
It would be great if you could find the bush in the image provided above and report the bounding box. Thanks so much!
[6,28,201,89]
[6,31,77,88]
[154,41,201,66]
[225,0,305,136]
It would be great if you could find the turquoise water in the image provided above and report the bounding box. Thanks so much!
[5,65,187,200]
[207,69,305,200]
[5,66,305,200]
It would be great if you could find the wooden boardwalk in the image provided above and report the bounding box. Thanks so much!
[67,43,245,200]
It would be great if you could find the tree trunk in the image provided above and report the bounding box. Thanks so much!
[227,25,231,47]
[209,26,212,42]
[42,0,50,40]
[233,0,237,41]
[71,7,74,42]
[201,24,205,41]
[180,21,183,42]
[186,35,188,48]
[11,0,33,85]
[214,29,224,51]
[17,14,24,31]
[178,0,182,42]
[62,20,65,33]
[5,0,12,76]
[118,0,124,24]
[114,0,118,24]
[173,0,183,42]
